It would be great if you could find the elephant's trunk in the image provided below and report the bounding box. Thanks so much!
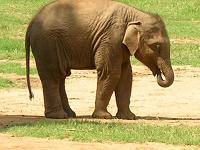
[156,57,174,87]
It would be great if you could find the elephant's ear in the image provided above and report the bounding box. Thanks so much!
[123,22,141,55]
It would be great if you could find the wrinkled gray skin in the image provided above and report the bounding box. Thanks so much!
[26,0,174,119]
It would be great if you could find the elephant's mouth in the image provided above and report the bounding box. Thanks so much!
[149,62,160,77]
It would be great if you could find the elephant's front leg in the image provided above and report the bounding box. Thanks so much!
[115,60,136,120]
[92,50,121,119]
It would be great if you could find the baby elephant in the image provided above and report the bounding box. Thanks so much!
[26,0,174,119]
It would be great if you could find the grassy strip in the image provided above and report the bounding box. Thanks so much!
[0,77,16,88]
[131,43,200,66]
[167,21,200,39]
[0,38,25,60]
[0,63,37,75]
[0,0,50,38]
[119,0,200,20]
[118,0,200,39]
[171,44,200,67]
[1,120,200,145]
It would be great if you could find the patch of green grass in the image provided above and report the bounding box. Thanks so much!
[167,21,200,39]
[118,0,200,39]
[171,44,200,66]
[0,77,16,88]
[131,43,200,67]
[119,0,200,20]
[1,120,200,145]
[0,39,25,60]
[0,63,37,75]
[0,0,51,38]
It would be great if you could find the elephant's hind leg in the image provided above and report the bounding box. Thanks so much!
[41,78,68,119]
[33,38,69,119]
[59,78,76,118]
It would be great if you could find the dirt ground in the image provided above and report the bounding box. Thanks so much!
[0,66,200,150]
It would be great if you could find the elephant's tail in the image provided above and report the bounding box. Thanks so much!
[25,24,34,100]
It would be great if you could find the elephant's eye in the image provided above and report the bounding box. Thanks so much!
[149,43,160,54]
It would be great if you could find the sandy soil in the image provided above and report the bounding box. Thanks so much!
[0,133,199,150]
[0,66,200,149]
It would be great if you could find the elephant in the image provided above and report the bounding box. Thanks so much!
[25,0,174,120]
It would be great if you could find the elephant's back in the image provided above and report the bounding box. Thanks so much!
[30,0,123,46]
[31,0,124,31]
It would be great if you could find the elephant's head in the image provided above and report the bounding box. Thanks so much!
[123,14,174,87]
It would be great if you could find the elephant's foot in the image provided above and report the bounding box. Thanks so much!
[63,107,76,118]
[116,110,136,120]
[45,109,68,119]
[92,110,113,119]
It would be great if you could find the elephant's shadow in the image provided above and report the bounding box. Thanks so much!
[0,115,44,128]
[77,115,200,122]
[0,115,200,128]
[135,116,200,121]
